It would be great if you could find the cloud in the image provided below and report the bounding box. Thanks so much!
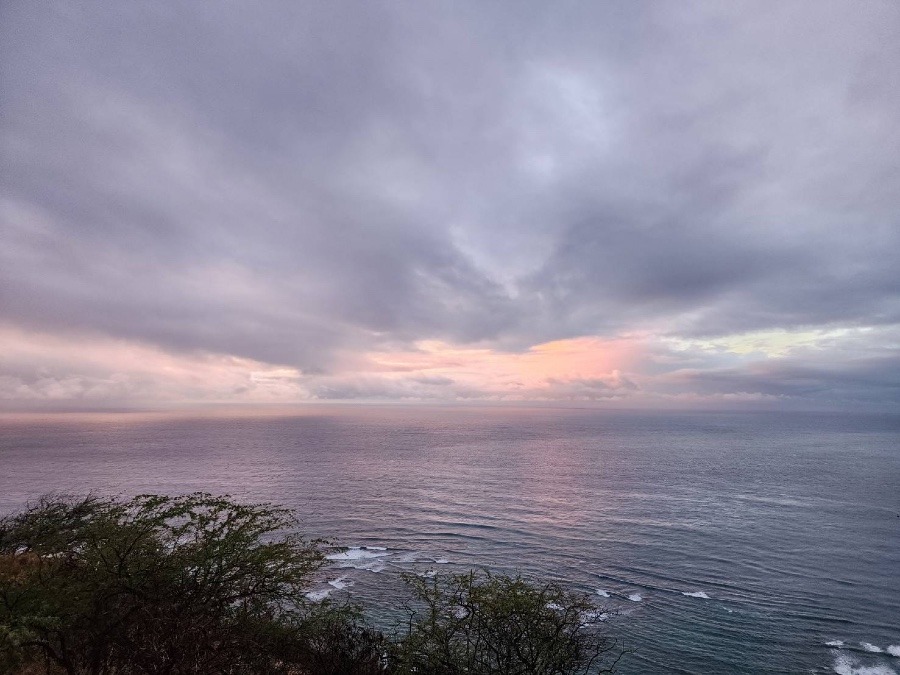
[646,325,900,409]
[1,1,899,409]
[0,326,308,410]
[1,323,897,411]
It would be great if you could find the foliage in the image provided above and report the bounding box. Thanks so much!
[392,570,620,675]
[0,495,619,674]
[273,603,388,675]
[0,493,381,674]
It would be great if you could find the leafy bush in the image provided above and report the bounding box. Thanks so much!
[0,495,619,674]
[393,570,620,675]
[0,493,381,674]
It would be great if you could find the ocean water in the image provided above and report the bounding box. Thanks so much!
[1,406,898,674]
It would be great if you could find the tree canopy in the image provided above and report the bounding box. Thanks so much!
[0,494,618,675]
[392,571,620,675]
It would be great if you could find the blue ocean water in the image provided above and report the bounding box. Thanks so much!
[1,406,898,674]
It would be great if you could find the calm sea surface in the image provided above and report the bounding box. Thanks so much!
[1,407,898,674]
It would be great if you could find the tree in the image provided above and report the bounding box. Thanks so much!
[1,494,620,674]
[392,570,620,675]
[0,493,383,674]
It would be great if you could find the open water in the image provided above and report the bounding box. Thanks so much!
[1,406,898,674]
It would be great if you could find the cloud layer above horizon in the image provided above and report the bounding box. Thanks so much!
[2,1,899,411]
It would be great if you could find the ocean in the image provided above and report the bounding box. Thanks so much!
[1,406,898,674]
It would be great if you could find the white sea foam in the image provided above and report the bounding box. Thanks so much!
[434,558,450,564]
[827,641,846,648]
[862,643,884,653]
[305,588,333,602]
[328,576,354,590]
[596,589,610,598]
[887,646,900,658]
[682,591,710,599]
[833,654,897,675]
[342,556,387,572]
[627,593,642,602]
[325,547,390,561]
[326,547,391,572]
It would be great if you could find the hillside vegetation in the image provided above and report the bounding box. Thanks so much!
[0,494,619,675]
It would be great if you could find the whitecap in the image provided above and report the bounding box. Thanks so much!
[327,576,354,590]
[682,591,710,599]
[305,588,333,602]
[434,558,450,564]
[596,589,610,598]
[325,547,390,561]
[627,593,642,602]
[344,556,387,572]
[887,646,900,658]
[861,643,884,654]
[833,654,897,675]
[827,641,846,648]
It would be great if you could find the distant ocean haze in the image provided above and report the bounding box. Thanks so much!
[1,406,898,674]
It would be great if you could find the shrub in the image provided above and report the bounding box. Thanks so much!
[1,495,620,674]
[0,493,382,674]
[392,570,620,675]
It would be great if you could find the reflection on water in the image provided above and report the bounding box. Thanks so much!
[1,406,899,674]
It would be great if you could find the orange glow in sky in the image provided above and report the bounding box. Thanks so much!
[0,325,645,406]
[362,336,642,398]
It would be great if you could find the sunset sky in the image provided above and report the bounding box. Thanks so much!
[2,2,899,411]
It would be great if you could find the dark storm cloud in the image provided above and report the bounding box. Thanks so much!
[1,1,899,405]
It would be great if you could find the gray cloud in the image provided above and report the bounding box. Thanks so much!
[643,324,900,409]
[2,1,899,407]
[659,355,900,409]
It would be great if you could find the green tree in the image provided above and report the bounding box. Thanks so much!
[392,571,620,675]
[1,494,621,674]
[0,493,383,674]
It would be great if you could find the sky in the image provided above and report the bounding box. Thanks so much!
[1,1,899,412]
